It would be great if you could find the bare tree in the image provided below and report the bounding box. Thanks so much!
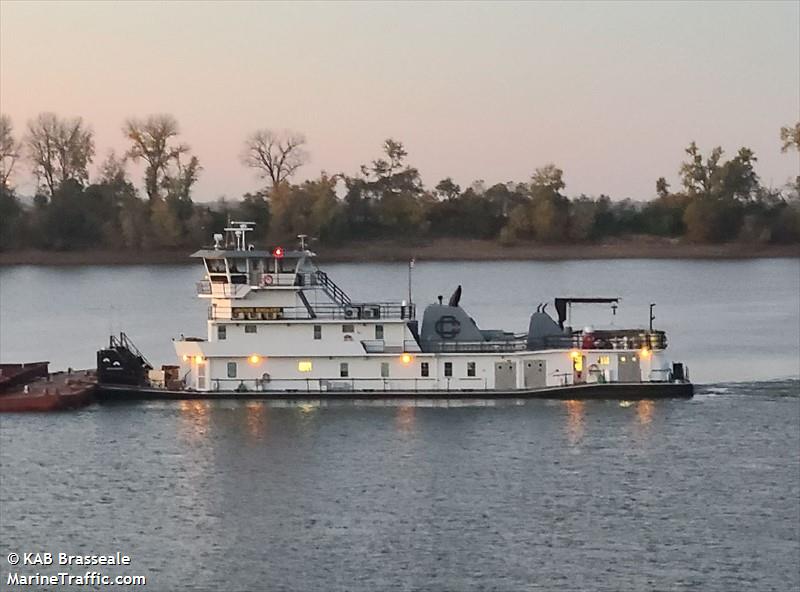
[124,114,189,199]
[0,114,21,189]
[25,113,94,196]
[242,129,308,188]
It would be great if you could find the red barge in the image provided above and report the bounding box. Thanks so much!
[0,363,96,412]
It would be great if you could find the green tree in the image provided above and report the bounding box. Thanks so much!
[237,191,271,242]
[269,175,345,243]
[674,142,762,242]
[344,139,425,237]
[502,164,569,243]
[0,184,23,249]
[149,196,183,248]
[435,177,461,200]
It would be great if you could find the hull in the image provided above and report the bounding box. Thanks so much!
[0,385,95,412]
[97,381,693,401]
[0,368,96,413]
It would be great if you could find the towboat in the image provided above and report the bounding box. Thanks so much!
[97,223,693,400]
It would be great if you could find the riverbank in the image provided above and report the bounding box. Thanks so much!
[1,238,797,266]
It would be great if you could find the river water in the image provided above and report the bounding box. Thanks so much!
[1,259,798,590]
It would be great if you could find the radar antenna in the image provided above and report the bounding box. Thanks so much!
[224,221,256,251]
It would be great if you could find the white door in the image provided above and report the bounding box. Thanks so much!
[196,361,206,390]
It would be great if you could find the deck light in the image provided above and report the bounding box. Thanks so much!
[182,355,189,362]
[400,353,413,365]
[570,350,581,359]
[249,354,262,365]
[273,246,284,259]
[194,355,204,364]
[640,348,652,359]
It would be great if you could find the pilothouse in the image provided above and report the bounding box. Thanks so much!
[98,223,693,399]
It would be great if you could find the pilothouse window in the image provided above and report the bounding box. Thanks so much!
[207,259,226,273]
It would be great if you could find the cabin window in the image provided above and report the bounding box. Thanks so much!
[467,362,476,377]
[381,362,390,378]
[444,362,453,377]
[421,362,429,377]
[313,325,322,340]
[375,324,384,340]
[340,363,349,378]
[228,258,245,273]
[218,325,227,340]
[298,361,312,372]
[342,324,354,333]
[245,325,257,334]
[227,362,237,378]
[599,355,610,365]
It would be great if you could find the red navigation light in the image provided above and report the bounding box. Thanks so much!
[273,246,284,259]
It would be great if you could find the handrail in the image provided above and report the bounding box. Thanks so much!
[206,375,490,393]
[110,332,153,369]
[210,303,415,321]
[424,340,528,353]
[315,270,352,306]
[532,331,667,351]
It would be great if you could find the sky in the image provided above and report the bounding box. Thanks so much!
[1,0,798,201]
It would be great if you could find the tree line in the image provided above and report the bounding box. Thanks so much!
[0,113,798,252]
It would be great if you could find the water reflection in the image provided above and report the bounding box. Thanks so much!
[395,405,416,434]
[298,402,318,414]
[178,400,210,442]
[636,400,654,425]
[245,401,267,440]
[563,400,585,445]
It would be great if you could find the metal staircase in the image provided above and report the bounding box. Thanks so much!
[315,270,352,307]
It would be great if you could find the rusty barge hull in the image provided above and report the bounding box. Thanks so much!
[0,367,97,412]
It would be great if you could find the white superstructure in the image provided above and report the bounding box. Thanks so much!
[168,224,685,395]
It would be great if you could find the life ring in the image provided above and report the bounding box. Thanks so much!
[262,274,274,286]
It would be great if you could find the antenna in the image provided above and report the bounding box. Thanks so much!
[224,221,256,251]
[297,234,308,250]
